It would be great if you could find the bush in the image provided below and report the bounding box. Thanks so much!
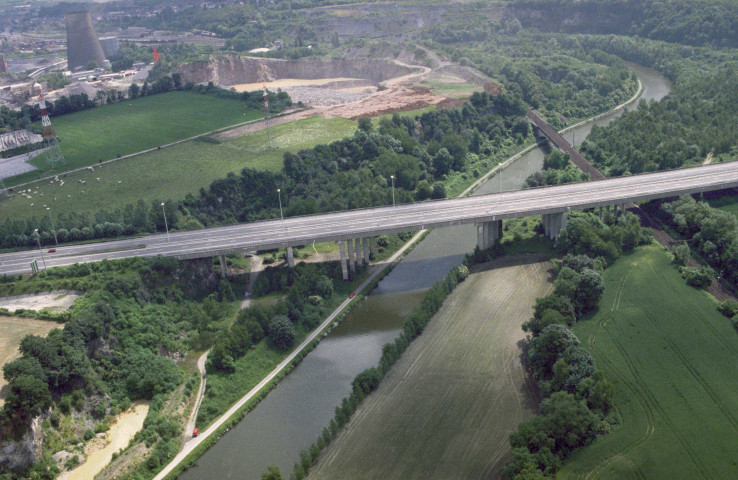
[268,316,296,350]
[717,300,738,318]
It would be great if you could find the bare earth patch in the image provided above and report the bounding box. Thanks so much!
[308,255,553,480]
[0,290,82,313]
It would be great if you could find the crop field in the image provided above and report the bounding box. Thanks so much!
[558,245,738,480]
[0,116,356,222]
[308,255,554,480]
[0,316,60,403]
[6,92,264,183]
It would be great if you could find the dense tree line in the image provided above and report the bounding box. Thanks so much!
[0,256,234,477]
[508,0,738,48]
[503,210,651,479]
[425,29,639,129]
[580,62,737,176]
[652,195,738,286]
[181,91,527,227]
[525,150,589,188]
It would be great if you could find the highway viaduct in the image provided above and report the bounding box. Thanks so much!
[2,162,738,278]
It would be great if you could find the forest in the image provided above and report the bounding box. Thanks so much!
[507,0,737,48]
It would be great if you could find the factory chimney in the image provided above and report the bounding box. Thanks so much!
[65,11,107,70]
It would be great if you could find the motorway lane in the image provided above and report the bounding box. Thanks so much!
[2,162,738,274]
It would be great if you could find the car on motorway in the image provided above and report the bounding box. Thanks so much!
[47,248,56,253]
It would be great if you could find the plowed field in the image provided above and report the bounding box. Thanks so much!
[308,255,553,480]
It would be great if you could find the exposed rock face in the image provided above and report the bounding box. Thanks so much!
[175,55,419,87]
[0,416,43,471]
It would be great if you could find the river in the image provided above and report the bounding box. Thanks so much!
[179,63,671,480]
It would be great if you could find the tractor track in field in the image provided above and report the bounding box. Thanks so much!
[605,320,712,478]
[583,264,651,480]
[647,262,738,357]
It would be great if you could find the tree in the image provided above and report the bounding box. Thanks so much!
[268,315,296,350]
[84,60,99,70]
[673,242,690,266]
[4,374,52,417]
[128,83,140,99]
[415,180,433,200]
[432,148,453,177]
[431,183,447,199]
[315,275,333,297]
[262,465,283,480]
[572,269,605,316]
[357,117,372,132]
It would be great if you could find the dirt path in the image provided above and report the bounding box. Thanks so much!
[180,253,262,449]
[703,152,714,165]
[308,255,553,480]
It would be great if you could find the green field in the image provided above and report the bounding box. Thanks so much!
[309,255,553,480]
[707,194,738,219]
[558,245,738,480]
[0,116,356,221]
[8,91,263,185]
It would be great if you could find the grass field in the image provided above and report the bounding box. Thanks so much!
[557,245,738,480]
[0,316,60,403]
[308,255,554,480]
[0,116,356,222]
[4,92,264,185]
[707,194,738,218]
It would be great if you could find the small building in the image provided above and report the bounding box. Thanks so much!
[132,61,146,70]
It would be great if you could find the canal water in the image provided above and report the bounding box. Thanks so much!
[179,63,670,480]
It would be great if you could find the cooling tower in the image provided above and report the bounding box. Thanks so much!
[65,11,107,70]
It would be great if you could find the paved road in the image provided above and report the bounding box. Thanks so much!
[2,162,738,275]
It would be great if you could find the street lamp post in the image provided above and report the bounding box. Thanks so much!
[33,229,46,269]
[277,188,284,224]
[46,207,58,246]
[161,202,170,243]
[390,175,396,207]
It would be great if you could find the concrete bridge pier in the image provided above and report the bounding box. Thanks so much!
[338,241,348,281]
[542,212,568,240]
[287,246,295,268]
[347,239,356,274]
[218,255,227,278]
[362,237,370,265]
[355,238,364,265]
[476,219,502,250]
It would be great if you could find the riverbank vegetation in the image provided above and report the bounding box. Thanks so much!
[555,245,738,479]
[645,195,738,289]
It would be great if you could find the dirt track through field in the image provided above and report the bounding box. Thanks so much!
[308,255,553,480]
